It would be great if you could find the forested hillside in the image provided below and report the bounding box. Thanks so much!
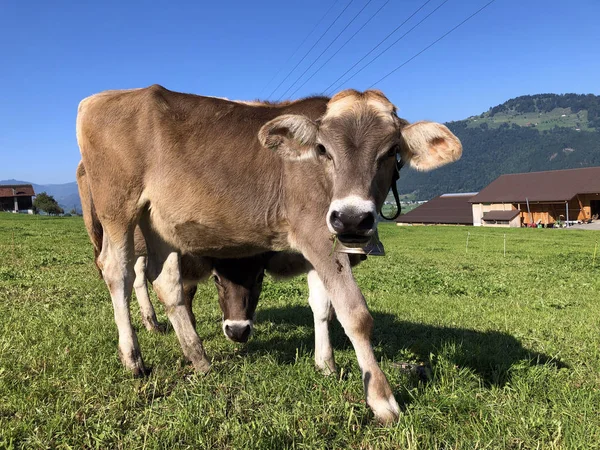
[398,93,600,200]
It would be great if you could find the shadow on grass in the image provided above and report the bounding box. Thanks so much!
[244,305,568,388]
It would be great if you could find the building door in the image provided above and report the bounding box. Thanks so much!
[591,200,600,217]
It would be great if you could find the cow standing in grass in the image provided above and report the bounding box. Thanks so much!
[76,85,461,422]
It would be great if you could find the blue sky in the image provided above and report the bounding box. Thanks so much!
[1,0,599,184]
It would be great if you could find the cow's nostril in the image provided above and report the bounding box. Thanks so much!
[239,325,251,342]
[330,210,345,233]
[357,212,375,231]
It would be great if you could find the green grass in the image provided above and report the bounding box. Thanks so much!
[1,214,600,449]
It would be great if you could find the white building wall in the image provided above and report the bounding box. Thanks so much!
[472,203,518,227]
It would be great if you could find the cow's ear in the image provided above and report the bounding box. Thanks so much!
[258,114,318,160]
[399,121,462,171]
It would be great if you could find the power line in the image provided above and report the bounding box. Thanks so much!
[327,0,449,94]
[368,0,496,88]
[322,0,434,95]
[258,0,340,97]
[277,0,374,101]
[267,0,355,100]
[289,0,391,99]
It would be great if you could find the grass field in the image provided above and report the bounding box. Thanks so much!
[1,214,599,449]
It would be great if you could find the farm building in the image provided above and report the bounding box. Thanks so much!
[396,193,476,225]
[0,184,35,213]
[470,166,600,227]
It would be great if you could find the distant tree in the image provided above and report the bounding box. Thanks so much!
[69,208,77,216]
[33,192,64,215]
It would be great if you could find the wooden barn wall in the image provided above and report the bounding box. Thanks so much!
[517,197,594,224]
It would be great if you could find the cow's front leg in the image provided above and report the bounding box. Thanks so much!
[150,252,210,373]
[302,244,399,424]
[307,270,336,375]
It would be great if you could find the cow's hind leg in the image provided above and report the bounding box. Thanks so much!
[133,256,162,333]
[307,270,336,375]
[183,284,198,330]
[144,246,210,373]
[99,231,147,376]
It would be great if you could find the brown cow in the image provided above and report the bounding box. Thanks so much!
[76,85,461,422]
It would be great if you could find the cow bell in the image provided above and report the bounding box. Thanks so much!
[334,229,385,256]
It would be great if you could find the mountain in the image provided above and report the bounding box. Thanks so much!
[0,179,80,212]
[397,93,600,200]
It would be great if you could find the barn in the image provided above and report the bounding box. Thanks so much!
[470,167,600,227]
[0,184,35,213]
[396,193,476,226]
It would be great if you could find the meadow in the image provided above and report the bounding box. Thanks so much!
[0,214,599,449]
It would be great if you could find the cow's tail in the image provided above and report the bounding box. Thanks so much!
[76,161,104,278]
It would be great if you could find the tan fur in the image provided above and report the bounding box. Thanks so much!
[400,121,462,171]
[258,114,318,159]
[77,85,461,423]
[324,91,360,118]
[324,89,395,121]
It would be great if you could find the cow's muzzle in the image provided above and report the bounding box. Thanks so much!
[223,320,253,343]
[327,196,377,247]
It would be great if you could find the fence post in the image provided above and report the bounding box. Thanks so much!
[465,231,470,255]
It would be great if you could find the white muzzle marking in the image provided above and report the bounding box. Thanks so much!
[326,195,377,234]
[222,319,254,342]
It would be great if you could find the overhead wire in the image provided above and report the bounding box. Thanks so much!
[258,0,341,97]
[267,0,355,100]
[327,0,449,94]
[288,0,391,99]
[276,0,374,101]
[368,0,496,87]
[321,0,434,95]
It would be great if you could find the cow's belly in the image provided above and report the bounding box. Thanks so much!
[147,203,290,258]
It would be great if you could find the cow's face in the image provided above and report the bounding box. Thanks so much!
[212,256,266,343]
[259,89,462,247]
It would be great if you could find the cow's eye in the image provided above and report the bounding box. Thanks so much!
[316,144,330,159]
[386,145,399,158]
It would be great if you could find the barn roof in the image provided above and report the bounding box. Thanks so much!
[0,184,35,198]
[470,166,600,203]
[396,193,476,225]
[482,210,520,221]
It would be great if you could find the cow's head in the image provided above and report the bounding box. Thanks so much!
[259,89,462,247]
[212,255,267,343]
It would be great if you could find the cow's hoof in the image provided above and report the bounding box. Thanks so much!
[193,357,211,374]
[315,358,337,376]
[132,365,152,378]
[369,394,400,425]
[143,320,167,334]
[119,350,148,377]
